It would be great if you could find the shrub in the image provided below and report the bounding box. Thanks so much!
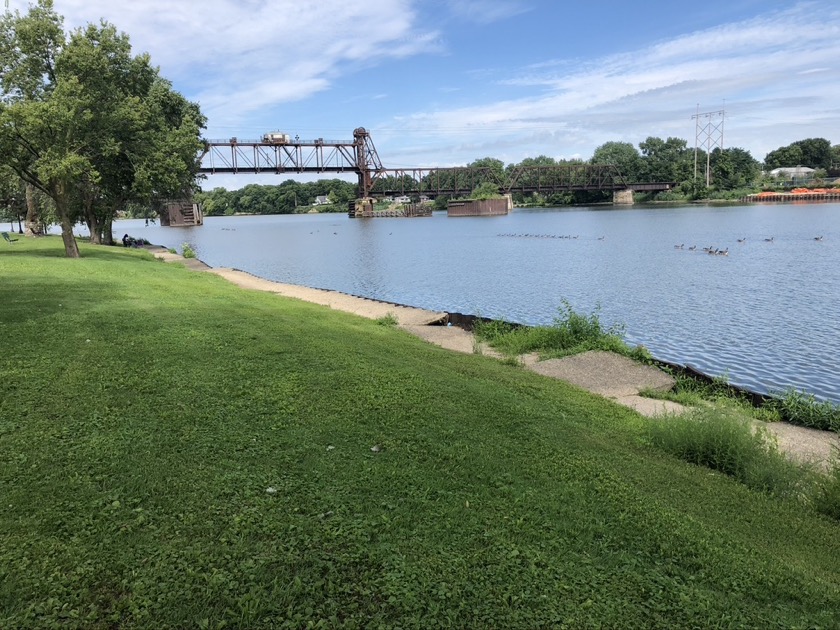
[181,243,196,259]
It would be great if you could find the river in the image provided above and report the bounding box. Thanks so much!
[108,202,839,403]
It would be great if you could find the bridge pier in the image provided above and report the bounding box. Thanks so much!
[613,189,635,205]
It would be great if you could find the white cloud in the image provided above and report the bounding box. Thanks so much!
[385,2,840,164]
[43,0,440,126]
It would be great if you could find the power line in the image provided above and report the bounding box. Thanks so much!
[692,105,725,187]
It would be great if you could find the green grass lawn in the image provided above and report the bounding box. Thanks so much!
[1,237,839,628]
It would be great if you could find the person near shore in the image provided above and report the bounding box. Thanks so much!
[122,234,131,247]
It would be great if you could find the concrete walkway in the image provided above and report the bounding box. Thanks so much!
[149,246,838,469]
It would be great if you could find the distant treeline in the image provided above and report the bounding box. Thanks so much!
[194,179,357,216]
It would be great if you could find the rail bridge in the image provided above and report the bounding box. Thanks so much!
[198,127,675,201]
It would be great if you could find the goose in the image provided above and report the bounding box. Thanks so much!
[688,245,697,251]
[764,237,774,242]
[814,236,824,241]
[674,243,684,249]
[737,237,746,243]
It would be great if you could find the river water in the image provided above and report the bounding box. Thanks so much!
[110,203,839,403]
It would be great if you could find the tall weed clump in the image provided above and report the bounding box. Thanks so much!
[772,388,840,433]
[473,301,647,360]
[647,408,803,499]
[813,460,840,520]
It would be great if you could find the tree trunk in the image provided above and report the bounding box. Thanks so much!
[52,184,81,258]
[103,218,114,246]
[24,183,40,236]
[87,213,102,245]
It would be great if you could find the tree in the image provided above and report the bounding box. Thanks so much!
[0,1,204,255]
[709,147,760,190]
[591,142,643,182]
[638,137,693,183]
[470,182,501,200]
[764,138,832,171]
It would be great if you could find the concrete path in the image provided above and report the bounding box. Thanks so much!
[522,351,686,417]
[149,246,838,469]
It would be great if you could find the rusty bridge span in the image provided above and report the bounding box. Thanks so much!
[199,127,675,199]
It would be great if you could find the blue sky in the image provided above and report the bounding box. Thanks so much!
[14,0,840,189]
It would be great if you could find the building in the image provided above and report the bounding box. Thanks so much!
[313,195,330,205]
[769,166,816,178]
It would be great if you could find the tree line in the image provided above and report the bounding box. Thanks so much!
[193,179,357,217]
[0,0,204,257]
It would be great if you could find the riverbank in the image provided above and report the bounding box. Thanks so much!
[149,245,839,470]
[3,236,840,627]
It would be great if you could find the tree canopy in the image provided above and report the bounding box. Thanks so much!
[764,138,833,171]
[0,0,205,256]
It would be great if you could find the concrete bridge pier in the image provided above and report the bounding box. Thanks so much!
[613,189,635,204]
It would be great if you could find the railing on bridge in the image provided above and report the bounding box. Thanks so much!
[198,128,675,198]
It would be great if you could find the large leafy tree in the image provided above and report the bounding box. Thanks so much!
[591,141,643,182]
[709,147,760,190]
[764,138,832,171]
[0,0,204,256]
[638,136,693,183]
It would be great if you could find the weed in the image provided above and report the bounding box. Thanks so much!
[182,243,196,259]
[771,388,840,433]
[473,300,647,360]
[813,457,840,519]
[167,247,177,254]
[375,312,399,327]
[647,408,803,498]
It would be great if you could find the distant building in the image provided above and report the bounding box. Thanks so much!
[395,195,411,203]
[313,195,330,205]
[769,166,815,178]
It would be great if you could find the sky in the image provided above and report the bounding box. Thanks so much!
[9,0,840,190]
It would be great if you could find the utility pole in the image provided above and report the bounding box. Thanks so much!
[692,106,725,187]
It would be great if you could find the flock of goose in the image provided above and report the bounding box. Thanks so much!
[497,233,585,239]
[673,235,825,256]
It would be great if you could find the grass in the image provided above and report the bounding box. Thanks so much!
[473,301,650,361]
[2,237,840,628]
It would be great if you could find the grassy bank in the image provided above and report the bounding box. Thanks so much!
[1,238,839,628]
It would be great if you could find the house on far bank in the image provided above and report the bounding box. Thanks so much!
[769,166,816,178]
[394,195,412,204]
[313,195,330,205]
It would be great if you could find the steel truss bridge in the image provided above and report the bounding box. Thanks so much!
[199,127,674,198]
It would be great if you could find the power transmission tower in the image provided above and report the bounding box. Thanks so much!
[692,105,725,187]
